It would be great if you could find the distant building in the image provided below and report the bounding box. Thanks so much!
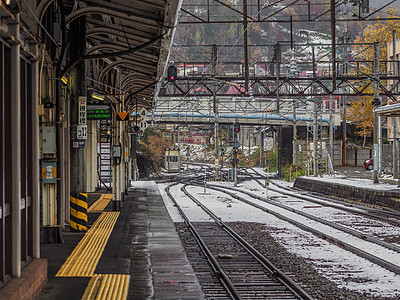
[386,39,400,140]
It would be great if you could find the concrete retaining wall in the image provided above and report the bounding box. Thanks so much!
[294,177,400,211]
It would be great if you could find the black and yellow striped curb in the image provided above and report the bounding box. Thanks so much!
[70,193,88,232]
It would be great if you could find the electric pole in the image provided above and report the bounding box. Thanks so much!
[393,30,398,179]
[373,42,380,184]
[243,0,249,93]
[212,44,219,179]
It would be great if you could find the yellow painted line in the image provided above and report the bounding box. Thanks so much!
[88,194,112,213]
[81,274,130,300]
[56,212,120,277]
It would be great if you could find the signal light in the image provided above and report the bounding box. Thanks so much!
[234,122,240,133]
[167,65,177,82]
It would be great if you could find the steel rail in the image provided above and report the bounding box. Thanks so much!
[174,183,313,300]
[212,181,400,255]
[165,182,242,300]
[199,182,400,276]
[248,168,400,224]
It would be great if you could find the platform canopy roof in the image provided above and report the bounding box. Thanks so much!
[34,0,181,111]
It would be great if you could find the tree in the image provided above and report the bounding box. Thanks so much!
[137,127,172,172]
[349,7,400,148]
[345,96,373,148]
[353,7,400,75]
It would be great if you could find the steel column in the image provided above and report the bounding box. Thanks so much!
[373,43,380,183]
[393,30,398,179]
[31,43,40,258]
[10,14,21,277]
[70,17,88,213]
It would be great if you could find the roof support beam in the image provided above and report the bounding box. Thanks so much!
[66,7,161,30]
[61,34,162,78]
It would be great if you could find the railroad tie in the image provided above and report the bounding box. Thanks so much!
[70,193,88,232]
[81,274,130,300]
[56,212,120,277]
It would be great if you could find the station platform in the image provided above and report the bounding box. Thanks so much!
[38,181,204,300]
[294,169,400,212]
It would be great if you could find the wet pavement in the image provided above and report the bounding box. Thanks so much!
[38,182,203,300]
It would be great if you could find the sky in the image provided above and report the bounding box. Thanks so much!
[132,169,400,298]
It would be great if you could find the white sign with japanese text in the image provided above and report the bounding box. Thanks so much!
[78,96,87,125]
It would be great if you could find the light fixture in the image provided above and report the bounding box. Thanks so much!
[61,75,68,85]
[92,93,105,101]
[5,0,11,5]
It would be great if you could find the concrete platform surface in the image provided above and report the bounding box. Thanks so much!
[38,181,203,300]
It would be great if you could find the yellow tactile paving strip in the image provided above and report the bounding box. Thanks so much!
[81,274,130,300]
[88,194,112,213]
[56,212,120,277]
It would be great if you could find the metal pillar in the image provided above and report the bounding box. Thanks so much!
[243,0,249,92]
[313,97,323,176]
[293,99,297,165]
[70,17,88,196]
[276,43,281,114]
[10,14,21,277]
[373,42,380,183]
[331,0,336,90]
[212,44,219,179]
[31,43,40,258]
[329,94,334,166]
[393,30,399,179]
[112,111,121,210]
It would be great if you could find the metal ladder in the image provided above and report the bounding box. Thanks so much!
[98,120,112,188]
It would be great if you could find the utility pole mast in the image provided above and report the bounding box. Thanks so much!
[331,0,336,90]
[393,30,398,179]
[212,44,219,179]
[276,43,281,114]
[373,42,380,184]
[329,94,334,170]
[243,0,249,93]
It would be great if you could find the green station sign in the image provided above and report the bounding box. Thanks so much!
[87,105,112,120]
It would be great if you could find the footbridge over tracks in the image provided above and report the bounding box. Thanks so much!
[145,96,341,127]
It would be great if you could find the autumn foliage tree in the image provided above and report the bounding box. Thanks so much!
[346,96,373,148]
[348,8,400,147]
[137,127,172,172]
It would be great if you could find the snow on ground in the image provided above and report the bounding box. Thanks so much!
[302,174,399,191]
[156,179,400,297]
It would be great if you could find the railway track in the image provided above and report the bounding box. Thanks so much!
[246,167,400,225]
[197,178,400,276]
[165,182,313,300]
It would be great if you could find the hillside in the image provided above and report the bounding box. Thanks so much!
[172,1,392,65]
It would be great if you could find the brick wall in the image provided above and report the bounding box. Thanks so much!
[0,259,47,300]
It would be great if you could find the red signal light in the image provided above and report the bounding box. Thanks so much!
[170,76,174,80]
